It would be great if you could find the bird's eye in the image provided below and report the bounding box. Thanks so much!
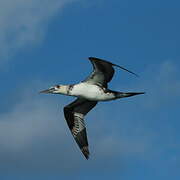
[56,85,60,88]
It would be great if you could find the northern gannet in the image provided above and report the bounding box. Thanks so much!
[40,57,145,159]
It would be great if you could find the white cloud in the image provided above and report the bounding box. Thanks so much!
[1,59,180,174]
[0,0,78,66]
[0,88,79,173]
[117,60,180,109]
[0,82,150,174]
[141,60,180,108]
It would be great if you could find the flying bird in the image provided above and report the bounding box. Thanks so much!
[40,57,145,159]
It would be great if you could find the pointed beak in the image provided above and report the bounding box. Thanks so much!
[39,88,54,94]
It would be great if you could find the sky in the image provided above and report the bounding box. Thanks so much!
[0,0,180,179]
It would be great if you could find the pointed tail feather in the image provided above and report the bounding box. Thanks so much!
[116,92,145,98]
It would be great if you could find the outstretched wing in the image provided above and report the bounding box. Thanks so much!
[84,57,138,87]
[63,98,97,159]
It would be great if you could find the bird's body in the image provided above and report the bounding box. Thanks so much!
[40,57,145,159]
[69,82,115,101]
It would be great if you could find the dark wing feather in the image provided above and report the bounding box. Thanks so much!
[64,98,97,159]
[84,57,138,87]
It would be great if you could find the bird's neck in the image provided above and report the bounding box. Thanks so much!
[57,85,70,95]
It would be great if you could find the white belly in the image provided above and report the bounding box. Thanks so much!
[70,83,114,101]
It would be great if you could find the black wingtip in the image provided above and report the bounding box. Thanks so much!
[113,64,139,77]
[81,146,90,160]
[88,57,139,77]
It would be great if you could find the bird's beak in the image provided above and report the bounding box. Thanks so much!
[39,88,54,94]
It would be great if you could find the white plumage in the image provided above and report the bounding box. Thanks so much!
[70,82,115,101]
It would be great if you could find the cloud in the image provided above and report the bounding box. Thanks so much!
[0,93,84,174]
[0,82,150,175]
[117,60,180,109]
[141,60,180,108]
[0,60,179,175]
[0,0,79,66]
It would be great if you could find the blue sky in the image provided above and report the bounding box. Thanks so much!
[0,0,180,179]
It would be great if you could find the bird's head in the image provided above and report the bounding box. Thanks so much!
[40,85,66,94]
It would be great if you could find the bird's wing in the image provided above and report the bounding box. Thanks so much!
[64,98,97,159]
[83,57,138,87]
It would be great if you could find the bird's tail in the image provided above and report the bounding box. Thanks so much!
[115,92,145,99]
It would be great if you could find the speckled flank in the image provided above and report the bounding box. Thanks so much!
[67,84,74,95]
